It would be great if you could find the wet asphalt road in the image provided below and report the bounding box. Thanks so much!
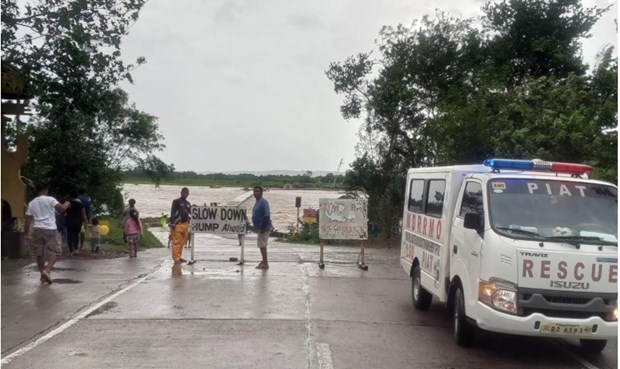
[1,229,617,369]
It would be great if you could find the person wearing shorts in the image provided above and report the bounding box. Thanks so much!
[25,183,70,284]
[251,186,272,269]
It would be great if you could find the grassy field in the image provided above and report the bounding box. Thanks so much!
[96,217,163,256]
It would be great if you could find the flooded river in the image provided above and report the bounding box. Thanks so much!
[122,184,344,232]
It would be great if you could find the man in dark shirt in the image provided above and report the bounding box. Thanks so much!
[65,190,88,255]
[170,187,191,264]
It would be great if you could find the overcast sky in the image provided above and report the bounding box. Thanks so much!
[119,0,618,173]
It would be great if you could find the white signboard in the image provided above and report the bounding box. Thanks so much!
[190,206,247,234]
[319,198,368,240]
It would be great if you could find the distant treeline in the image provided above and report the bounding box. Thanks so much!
[122,168,346,189]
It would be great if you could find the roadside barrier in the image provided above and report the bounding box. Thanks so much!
[317,197,369,271]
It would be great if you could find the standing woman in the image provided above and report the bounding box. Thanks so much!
[125,209,142,258]
[65,190,87,256]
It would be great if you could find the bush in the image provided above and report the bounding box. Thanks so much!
[284,221,361,246]
[286,222,320,244]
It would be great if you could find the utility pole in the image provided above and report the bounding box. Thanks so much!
[333,158,343,187]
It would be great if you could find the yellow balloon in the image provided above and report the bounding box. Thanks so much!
[100,224,110,236]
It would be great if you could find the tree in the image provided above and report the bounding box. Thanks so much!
[2,0,170,214]
[23,88,170,214]
[327,1,616,236]
[483,0,611,87]
[2,0,147,103]
[327,13,483,236]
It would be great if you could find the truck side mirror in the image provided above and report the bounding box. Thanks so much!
[463,212,482,232]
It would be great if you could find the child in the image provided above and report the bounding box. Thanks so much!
[125,209,142,258]
[89,217,101,253]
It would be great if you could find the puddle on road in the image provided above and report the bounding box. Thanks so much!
[51,278,83,284]
[68,351,88,357]
[85,301,118,318]
[29,266,84,272]
[52,267,84,272]
[156,265,244,279]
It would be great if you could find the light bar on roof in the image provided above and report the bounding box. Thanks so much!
[483,158,593,175]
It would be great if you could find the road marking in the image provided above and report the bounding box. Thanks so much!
[1,268,158,365]
[553,340,600,369]
[316,343,334,369]
[300,263,318,369]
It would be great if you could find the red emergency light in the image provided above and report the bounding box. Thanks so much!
[483,159,593,175]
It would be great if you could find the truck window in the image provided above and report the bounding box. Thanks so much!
[408,179,425,213]
[426,180,445,218]
[459,182,483,217]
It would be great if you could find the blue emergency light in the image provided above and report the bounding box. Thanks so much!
[483,159,593,175]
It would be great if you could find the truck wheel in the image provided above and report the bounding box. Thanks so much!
[412,265,432,310]
[580,339,607,353]
[453,286,475,347]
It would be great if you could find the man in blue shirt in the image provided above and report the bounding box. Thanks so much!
[77,188,92,220]
[252,186,272,269]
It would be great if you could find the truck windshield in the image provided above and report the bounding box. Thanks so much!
[488,179,617,244]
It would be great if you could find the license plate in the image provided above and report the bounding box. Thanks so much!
[540,323,593,335]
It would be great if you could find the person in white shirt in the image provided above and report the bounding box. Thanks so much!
[24,183,70,284]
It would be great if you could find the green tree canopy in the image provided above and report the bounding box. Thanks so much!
[327,0,617,237]
[2,0,171,214]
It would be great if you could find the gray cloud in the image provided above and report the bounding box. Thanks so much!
[214,1,242,24]
[119,0,617,173]
[287,13,323,30]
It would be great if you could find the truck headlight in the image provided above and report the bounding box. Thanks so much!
[479,278,518,315]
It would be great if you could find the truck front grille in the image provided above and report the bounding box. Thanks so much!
[518,289,616,322]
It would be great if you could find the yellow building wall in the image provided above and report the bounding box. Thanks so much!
[1,132,28,228]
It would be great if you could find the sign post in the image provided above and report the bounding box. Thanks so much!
[318,197,369,270]
[188,232,196,265]
[295,196,301,234]
[223,190,255,265]
[319,240,325,269]
[240,232,245,265]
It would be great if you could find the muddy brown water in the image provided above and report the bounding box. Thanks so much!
[122,184,344,232]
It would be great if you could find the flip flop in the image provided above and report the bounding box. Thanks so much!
[41,271,53,284]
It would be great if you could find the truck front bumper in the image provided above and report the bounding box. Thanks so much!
[475,302,618,339]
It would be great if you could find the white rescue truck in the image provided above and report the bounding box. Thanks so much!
[400,159,617,352]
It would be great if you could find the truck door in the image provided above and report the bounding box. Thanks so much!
[451,180,485,316]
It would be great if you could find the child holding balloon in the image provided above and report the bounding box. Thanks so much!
[88,217,102,253]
